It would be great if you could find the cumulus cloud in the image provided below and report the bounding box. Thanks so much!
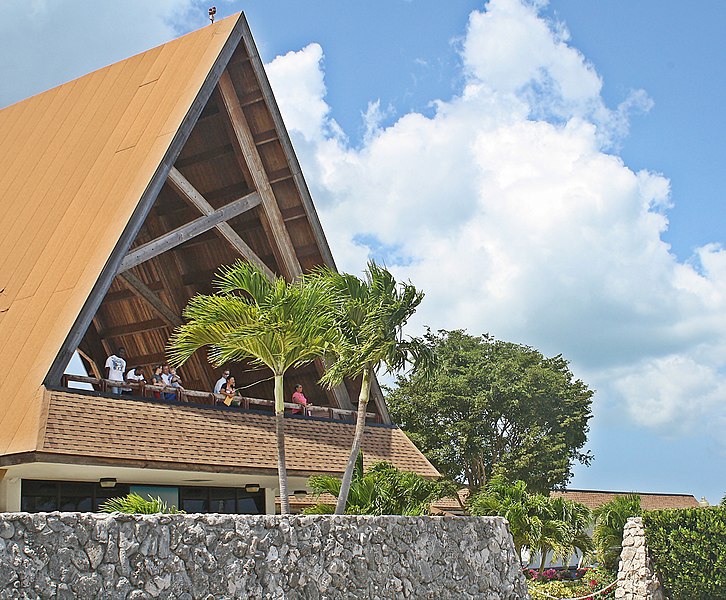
[266,0,726,438]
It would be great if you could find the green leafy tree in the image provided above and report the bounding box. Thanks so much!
[592,494,642,572]
[387,330,593,493]
[310,262,433,515]
[167,261,338,514]
[469,476,592,569]
[100,493,183,514]
[304,453,456,516]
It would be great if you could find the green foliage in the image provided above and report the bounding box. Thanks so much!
[167,260,339,376]
[99,493,183,514]
[592,494,642,573]
[387,330,593,492]
[306,261,433,514]
[468,476,592,567]
[308,261,433,385]
[527,566,615,599]
[304,454,456,516]
[643,506,726,600]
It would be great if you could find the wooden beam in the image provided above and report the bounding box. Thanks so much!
[167,167,275,280]
[117,272,182,328]
[103,281,164,304]
[100,318,168,339]
[76,347,102,379]
[119,191,261,273]
[217,71,302,280]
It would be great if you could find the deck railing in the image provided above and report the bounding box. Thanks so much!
[60,374,379,423]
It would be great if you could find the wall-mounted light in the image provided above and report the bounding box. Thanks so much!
[244,483,260,494]
[293,490,307,499]
[99,477,117,489]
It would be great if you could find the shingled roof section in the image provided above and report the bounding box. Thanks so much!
[550,489,700,511]
[31,391,438,478]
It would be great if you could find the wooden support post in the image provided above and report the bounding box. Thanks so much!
[216,70,355,412]
[119,191,261,272]
[117,272,183,328]
[217,71,302,280]
[166,167,275,280]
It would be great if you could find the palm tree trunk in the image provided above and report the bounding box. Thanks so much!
[538,548,547,574]
[335,367,372,515]
[274,374,290,515]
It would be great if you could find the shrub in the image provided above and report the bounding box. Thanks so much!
[99,492,183,514]
[526,567,615,599]
[643,506,726,600]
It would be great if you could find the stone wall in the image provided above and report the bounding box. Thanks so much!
[615,517,665,600]
[0,513,529,599]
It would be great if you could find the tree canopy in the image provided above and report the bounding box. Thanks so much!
[387,330,593,492]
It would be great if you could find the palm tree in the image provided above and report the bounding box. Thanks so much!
[167,260,339,514]
[592,494,642,572]
[310,261,433,515]
[535,495,593,573]
[469,476,592,569]
[304,453,455,516]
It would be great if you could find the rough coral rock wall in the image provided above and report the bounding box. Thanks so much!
[0,513,529,599]
[615,517,666,600]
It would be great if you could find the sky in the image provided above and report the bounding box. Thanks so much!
[1,0,724,503]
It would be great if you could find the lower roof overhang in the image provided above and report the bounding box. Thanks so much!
[17,390,438,480]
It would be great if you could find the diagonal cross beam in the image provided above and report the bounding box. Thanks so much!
[119,191,261,273]
[167,167,275,280]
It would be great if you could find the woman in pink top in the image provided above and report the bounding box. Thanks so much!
[291,384,311,415]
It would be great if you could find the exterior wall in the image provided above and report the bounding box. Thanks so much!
[0,513,529,599]
[615,517,665,600]
[0,477,21,512]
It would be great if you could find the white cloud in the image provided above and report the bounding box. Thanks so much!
[266,0,726,438]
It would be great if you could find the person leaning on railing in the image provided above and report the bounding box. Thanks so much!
[291,384,312,415]
[219,376,241,407]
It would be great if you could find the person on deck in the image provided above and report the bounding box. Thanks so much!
[291,384,311,415]
[161,364,175,400]
[125,366,145,395]
[104,347,126,395]
[220,376,240,407]
[151,365,163,399]
[168,367,184,400]
[214,370,230,394]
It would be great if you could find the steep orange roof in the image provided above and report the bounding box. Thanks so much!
[0,16,242,455]
[550,489,700,510]
[18,390,439,477]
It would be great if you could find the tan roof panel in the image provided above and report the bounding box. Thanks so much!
[33,390,439,477]
[0,15,241,455]
[550,489,700,511]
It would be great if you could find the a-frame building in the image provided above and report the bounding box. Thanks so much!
[0,14,436,514]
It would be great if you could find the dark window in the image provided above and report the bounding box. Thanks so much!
[179,486,264,514]
[21,480,130,512]
[21,480,264,514]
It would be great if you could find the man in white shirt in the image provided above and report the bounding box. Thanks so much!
[125,366,145,395]
[214,370,230,394]
[104,347,127,395]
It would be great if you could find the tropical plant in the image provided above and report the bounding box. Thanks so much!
[304,453,456,516]
[592,494,642,573]
[469,476,592,570]
[643,506,726,600]
[387,330,593,493]
[309,261,433,515]
[99,492,183,514]
[167,260,339,514]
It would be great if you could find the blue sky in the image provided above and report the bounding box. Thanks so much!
[1,0,723,503]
